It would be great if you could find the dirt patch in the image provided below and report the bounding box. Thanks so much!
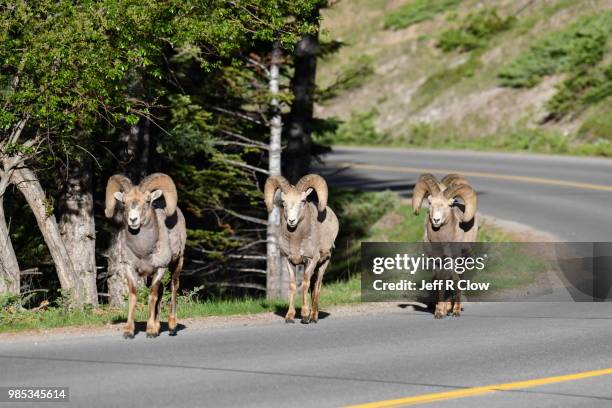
[413,75,564,135]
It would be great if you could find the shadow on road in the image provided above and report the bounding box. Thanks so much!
[313,158,490,200]
[398,303,432,314]
[398,302,466,316]
[273,307,330,321]
[127,321,187,336]
[398,303,612,320]
[313,163,417,198]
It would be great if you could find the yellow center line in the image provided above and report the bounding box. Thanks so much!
[337,162,612,193]
[344,367,612,408]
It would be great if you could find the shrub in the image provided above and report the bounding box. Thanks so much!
[499,12,612,88]
[315,109,388,145]
[384,0,461,30]
[438,8,515,52]
[547,63,612,118]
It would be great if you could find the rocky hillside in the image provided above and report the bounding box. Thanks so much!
[316,0,612,155]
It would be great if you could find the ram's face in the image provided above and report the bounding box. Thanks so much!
[280,188,313,229]
[427,195,454,228]
[114,188,162,230]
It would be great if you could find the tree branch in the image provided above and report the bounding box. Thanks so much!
[218,129,268,147]
[216,206,268,225]
[8,117,28,144]
[209,106,263,125]
[224,159,269,175]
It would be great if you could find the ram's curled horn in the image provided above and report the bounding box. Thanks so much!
[296,174,329,212]
[105,174,133,218]
[444,183,478,222]
[138,173,178,216]
[264,175,291,213]
[440,173,468,188]
[412,173,441,215]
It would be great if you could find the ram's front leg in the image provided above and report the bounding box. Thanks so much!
[310,257,330,323]
[434,284,445,319]
[146,268,165,338]
[124,271,137,339]
[300,254,320,324]
[452,287,462,317]
[285,258,297,323]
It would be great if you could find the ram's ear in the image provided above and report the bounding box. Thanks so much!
[113,192,124,202]
[304,187,314,197]
[150,189,163,201]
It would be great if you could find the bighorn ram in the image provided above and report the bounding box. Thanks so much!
[264,174,339,324]
[105,173,186,338]
[412,173,478,318]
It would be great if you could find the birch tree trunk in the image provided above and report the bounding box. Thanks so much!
[266,41,286,300]
[11,167,86,305]
[58,159,98,306]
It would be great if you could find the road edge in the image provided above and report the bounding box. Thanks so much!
[0,215,558,343]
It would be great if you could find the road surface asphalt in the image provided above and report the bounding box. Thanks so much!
[2,147,612,408]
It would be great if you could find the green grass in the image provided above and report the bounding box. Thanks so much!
[472,245,551,292]
[384,0,461,30]
[319,106,612,157]
[0,278,362,334]
[316,106,608,156]
[368,200,514,244]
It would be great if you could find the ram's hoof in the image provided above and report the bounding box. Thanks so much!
[452,311,461,317]
[434,313,444,319]
[285,318,295,324]
[300,318,310,324]
[146,332,159,339]
[123,332,134,339]
[309,312,318,323]
[168,329,177,336]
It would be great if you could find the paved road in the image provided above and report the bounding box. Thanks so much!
[2,147,612,408]
[1,303,612,408]
[314,146,612,242]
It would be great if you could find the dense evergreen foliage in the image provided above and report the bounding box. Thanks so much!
[0,0,327,306]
